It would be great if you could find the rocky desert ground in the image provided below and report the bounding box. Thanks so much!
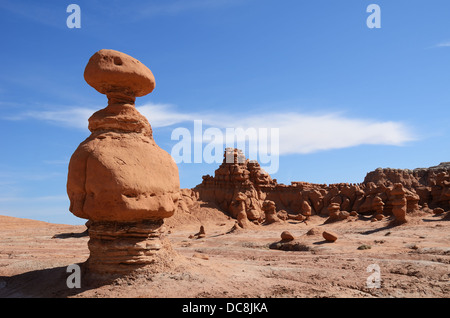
[0,205,449,298]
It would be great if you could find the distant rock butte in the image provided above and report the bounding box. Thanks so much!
[182,149,449,226]
[67,49,180,274]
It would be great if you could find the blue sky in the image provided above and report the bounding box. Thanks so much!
[0,0,449,225]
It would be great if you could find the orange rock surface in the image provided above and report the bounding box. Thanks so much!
[66,49,180,273]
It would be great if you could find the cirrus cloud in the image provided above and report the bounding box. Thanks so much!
[4,102,416,155]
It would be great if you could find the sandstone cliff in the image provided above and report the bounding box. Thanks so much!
[184,149,449,226]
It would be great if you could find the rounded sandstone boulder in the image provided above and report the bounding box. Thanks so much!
[280,231,295,241]
[67,132,180,222]
[84,49,155,97]
[433,208,444,215]
[322,231,338,242]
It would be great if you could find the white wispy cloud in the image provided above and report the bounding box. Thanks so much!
[145,105,416,155]
[4,103,190,130]
[433,41,450,48]
[180,111,414,155]
[256,112,413,155]
[138,103,194,127]
[12,107,94,130]
[0,195,68,203]
[6,102,416,155]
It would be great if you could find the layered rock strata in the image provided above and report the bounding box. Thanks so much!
[192,149,449,226]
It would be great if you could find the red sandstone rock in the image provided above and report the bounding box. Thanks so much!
[195,149,271,224]
[194,149,449,227]
[67,49,180,273]
[301,200,312,218]
[306,227,322,236]
[287,213,304,221]
[262,200,280,224]
[372,196,384,215]
[280,231,295,241]
[365,163,450,211]
[68,50,179,223]
[328,203,340,216]
[193,225,206,239]
[390,183,407,224]
[277,210,289,221]
[237,208,252,228]
[323,231,338,242]
[433,208,444,215]
[422,203,432,213]
[178,188,198,213]
[325,203,350,223]
[84,49,155,98]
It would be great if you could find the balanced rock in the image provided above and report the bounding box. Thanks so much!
[67,49,180,273]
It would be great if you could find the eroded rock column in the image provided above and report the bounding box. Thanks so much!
[390,183,407,224]
[67,49,180,273]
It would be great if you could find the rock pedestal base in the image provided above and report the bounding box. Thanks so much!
[86,219,171,274]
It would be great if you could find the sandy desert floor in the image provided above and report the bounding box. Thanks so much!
[0,206,449,298]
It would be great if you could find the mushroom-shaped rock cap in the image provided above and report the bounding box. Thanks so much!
[84,49,155,97]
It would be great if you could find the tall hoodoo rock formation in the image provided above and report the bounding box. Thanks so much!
[67,49,180,273]
[390,183,407,224]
